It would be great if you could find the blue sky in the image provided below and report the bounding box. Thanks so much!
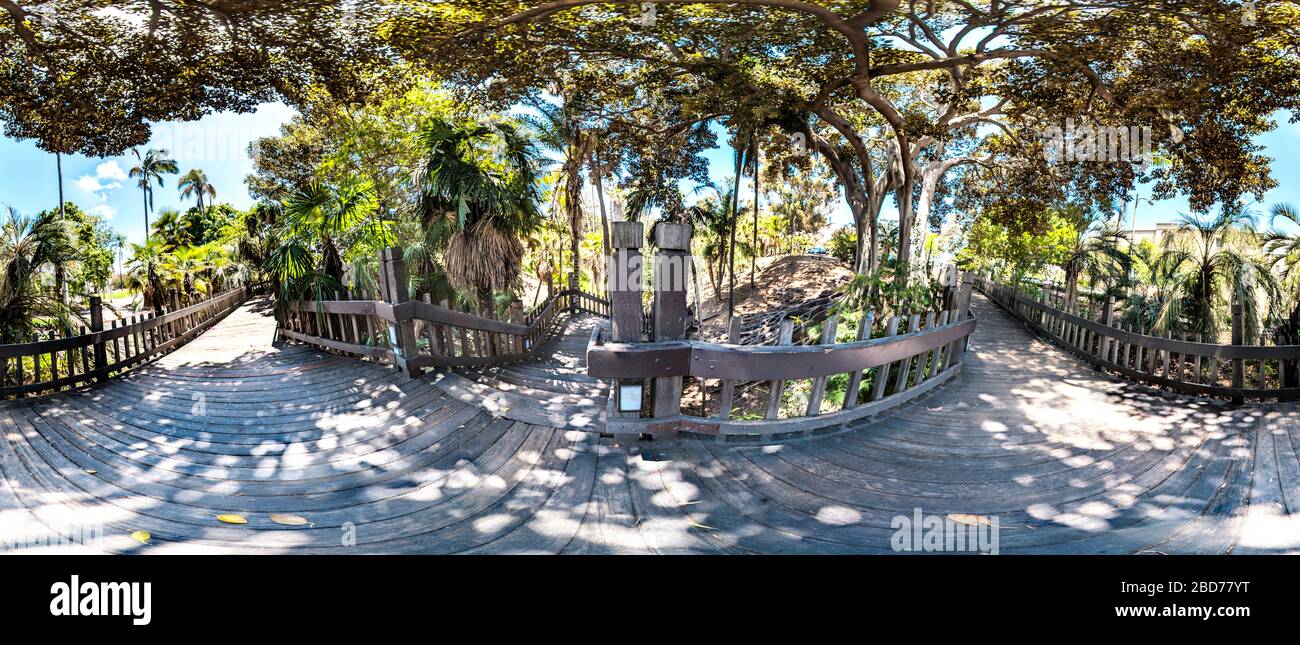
[1,103,1297,247]
[0,102,295,245]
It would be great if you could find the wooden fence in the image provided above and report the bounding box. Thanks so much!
[279,246,610,373]
[0,286,251,399]
[585,275,977,437]
[977,277,1300,402]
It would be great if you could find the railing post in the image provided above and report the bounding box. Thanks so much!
[956,273,974,356]
[650,222,691,423]
[1231,301,1244,404]
[568,272,579,314]
[1097,298,1114,368]
[1097,296,1118,364]
[380,246,421,378]
[609,221,645,421]
[90,296,107,382]
[609,222,644,343]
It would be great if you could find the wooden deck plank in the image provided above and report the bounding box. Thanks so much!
[2,293,1297,554]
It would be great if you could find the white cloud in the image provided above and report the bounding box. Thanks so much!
[96,160,127,181]
[88,205,117,220]
[75,175,119,196]
[74,160,128,200]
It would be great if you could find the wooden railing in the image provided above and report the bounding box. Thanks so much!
[977,277,1300,402]
[0,286,250,399]
[586,276,977,437]
[281,288,610,371]
[568,289,611,318]
[278,248,612,374]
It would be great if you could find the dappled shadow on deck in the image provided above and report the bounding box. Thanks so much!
[1,295,1296,554]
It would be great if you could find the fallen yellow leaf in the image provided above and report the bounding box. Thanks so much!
[83,469,97,475]
[947,513,994,527]
[269,513,311,527]
[130,530,151,544]
[216,514,248,525]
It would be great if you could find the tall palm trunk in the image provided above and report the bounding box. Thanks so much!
[728,147,743,318]
[566,128,584,293]
[55,152,68,305]
[1063,264,1080,315]
[590,140,610,295]
[142,185,151,238]
[750,136,759,289]
[476,285,495,319]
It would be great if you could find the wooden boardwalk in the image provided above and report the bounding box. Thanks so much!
[2,295,1298,554]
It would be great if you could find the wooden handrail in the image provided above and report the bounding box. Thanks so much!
[281,286,610,371]
[587,274,978,437]
[976,277,1300,401]
[0,286,250,399]
[587,317,976,380]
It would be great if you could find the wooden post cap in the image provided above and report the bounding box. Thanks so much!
[655,222,693,251]
[611,221,644,249]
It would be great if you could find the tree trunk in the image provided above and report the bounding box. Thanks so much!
[1064,266,1080,315]
[727,145,743,318]
[591,139,611,259]
[912,164,943,269]
[55,152,68,306]
[477,285,495,319]
[750,135,759,289]
[566,128,585,294]
[894,150,915,283]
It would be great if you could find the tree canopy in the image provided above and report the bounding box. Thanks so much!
[0,0,390,157]
[383,0,1300,275]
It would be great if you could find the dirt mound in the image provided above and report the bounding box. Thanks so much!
[696,255,854,343]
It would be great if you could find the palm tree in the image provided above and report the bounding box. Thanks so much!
[0,207,80,343]
[125,240,168,313]
[1124,239,1190,334]
[525,96,594,291]
[162,245,211,304]
[151,208,189,249]
[411,117,543,316]
[1178,208,1281,343]
[281,178,382,283]
[178,169,217,213]
[111,232,127,287]
[1057,214,1131,313]
[1264,203,1300,347]
[680,181,738,303]
[129,148,179,237]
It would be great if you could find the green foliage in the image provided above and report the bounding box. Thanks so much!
[1176,208,1281,343]
[829,226,856,264]
[273,176,389,297]
[0,207,81,342]
[838,258,946,322]
[410,116,544,312]
[0,3,390,158]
